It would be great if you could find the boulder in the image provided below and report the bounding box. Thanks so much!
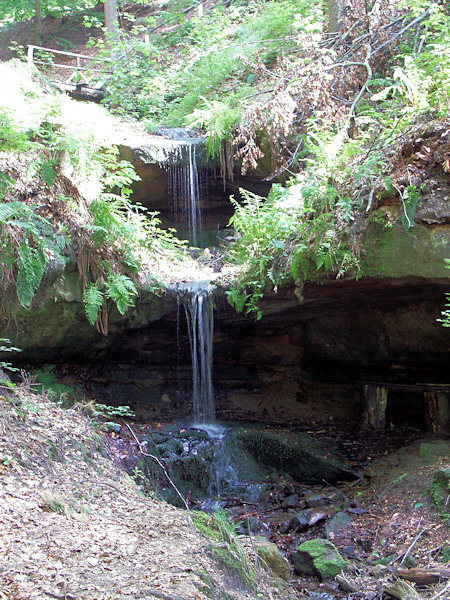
[255,539,291,581]
[288,509,311,532]
[282,493,299,508]
[433,467,450,488]
[234,429,359,484]
[294,539,348,580]
[419,441,450,459]
[325,512,352,539]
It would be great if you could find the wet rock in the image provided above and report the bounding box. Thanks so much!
[240,516,269,536]
[305,488,345,508]
[255,539,291,581]
[308,507,332,526]
[325,512,352,539]
[282,493,299,508]
[294,539,348,580]
[234,429,359,484]
[288,509,311,532]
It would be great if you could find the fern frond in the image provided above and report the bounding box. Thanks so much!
[83,283,104,325]
[105,272,137,315]
[16,243,45,308]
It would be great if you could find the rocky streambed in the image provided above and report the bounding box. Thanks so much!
[102,419,450,597]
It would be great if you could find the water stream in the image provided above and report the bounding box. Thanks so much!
[164,140,207,246]
[183,285,215,424]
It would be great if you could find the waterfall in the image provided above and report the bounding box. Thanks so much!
[183,286,215,424]
[164,141,207,246]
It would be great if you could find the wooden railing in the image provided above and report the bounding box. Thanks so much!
[27,45,112,97]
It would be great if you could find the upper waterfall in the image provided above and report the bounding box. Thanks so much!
[163,139,207,246]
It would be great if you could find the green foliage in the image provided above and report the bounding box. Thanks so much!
[225,174,362,317]
[442,542,450,563]
[101,0,314,146]
[34,364,78,405]
[105,271,137,315]
[0,201,68,309]
[83,283,104,326]
[0,338,21,373]
[0,0,98,23]
[186,99,240,159]
[0,62,187,328]
[90,403,135,420]
[192,508,257,589]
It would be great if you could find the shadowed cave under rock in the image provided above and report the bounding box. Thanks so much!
[51,277,449,435]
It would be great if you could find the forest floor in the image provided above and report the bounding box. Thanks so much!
[0,381,285,600]
[1,379,448,600]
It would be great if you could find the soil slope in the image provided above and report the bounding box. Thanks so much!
[0,382,282,600]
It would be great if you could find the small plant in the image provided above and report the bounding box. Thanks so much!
[0,338,21,373]
[393,473,408,485]
[34,365,78,406]
[40,492,90,521]
[91,403,135,420]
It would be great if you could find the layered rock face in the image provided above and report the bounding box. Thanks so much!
[0,133,448,431]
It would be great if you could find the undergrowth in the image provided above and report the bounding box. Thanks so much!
[0,61,187,332]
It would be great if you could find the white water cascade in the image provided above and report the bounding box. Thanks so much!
[183,286,215,424]
[164,140,207,246]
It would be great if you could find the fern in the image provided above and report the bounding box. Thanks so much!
[83,283,104,326]
[105,272,137,315]
[16,242,45,308]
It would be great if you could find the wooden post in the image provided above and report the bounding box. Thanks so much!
[362,384,388,429]
[425,392,449,433]
[27,45,34,66]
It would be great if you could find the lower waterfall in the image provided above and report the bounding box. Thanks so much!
[183,285,215,424]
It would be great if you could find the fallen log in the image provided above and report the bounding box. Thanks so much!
[396,567,450,586]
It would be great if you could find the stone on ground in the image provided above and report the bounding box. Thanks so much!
[294,538,348,580]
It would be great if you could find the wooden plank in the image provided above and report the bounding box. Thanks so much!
[28,44,105,61]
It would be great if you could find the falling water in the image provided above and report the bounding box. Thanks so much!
[183,286,215,424]
[164,141,207,246]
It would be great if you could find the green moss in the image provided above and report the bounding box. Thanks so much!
[295,539,348,580]
[192,510,257,590]
[362,224,449,279]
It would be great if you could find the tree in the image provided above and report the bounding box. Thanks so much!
[104,0,119,46]
[326,0,347,33]
[34,0,42,44]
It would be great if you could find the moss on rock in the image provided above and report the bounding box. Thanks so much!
[294,538,348,580]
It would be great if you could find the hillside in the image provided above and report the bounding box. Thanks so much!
[0,381,284,600]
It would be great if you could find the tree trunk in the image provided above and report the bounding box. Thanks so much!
[327,0,348,33]
[104,0,119,47]
[425,392,449,433]
[361,385,388,430]
[34,0,42,45]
